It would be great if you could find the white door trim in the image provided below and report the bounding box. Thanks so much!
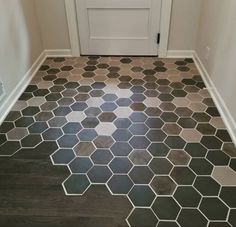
[65,0,172,57]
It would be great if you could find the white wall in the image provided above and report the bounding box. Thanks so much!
[34,0,70,50]
[33,0,201,51]
[0,0,43,108]
[168,0,202,50]
[196,0,236,132]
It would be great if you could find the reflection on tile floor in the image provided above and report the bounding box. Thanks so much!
[1,56,236,226]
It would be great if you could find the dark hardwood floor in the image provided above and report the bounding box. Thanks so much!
[0,142,132,227]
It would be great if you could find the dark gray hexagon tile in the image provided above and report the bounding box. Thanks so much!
[0,141,21,156]
[109,157,132,174]
[200,197,229,221]
[42,128,63,140]
[87,165,112,183]
[107,175,133,195]
[148,143,170,157]
[174,186,201,207]
[77,129,98,141]
[110,142,133,156]
[91,149,113,165]
[189,158,213,175]
[21,135,42,148]
[69,157,93,173]
[194,176,220,196]
[220,187,236,207]
[127,208,158,227]
[170,167,196,185]
[112,129,132,141]
[129,166,154,184]
[152,196,180,220]
[63,174,90,195]
[128,185,156,207]
[149,158,173,175]
[177,209,208,227]
[207,150,230,166]
[51,149,75,165]
[129,136,150,149]
[57,135,79,148]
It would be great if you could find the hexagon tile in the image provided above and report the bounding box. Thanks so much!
[0,56,236,227]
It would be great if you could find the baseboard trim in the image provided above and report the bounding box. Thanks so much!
[193,52,236,145]
[166,50,195,58]
[0,49,72,124]
[45,49,72,57]
[0,51,47,124]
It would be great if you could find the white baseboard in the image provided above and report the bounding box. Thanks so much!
[193,52,236,145]
[166,50,195,58]
[0,49,72,124]
[0,51,47,124]
[45,49,72,57]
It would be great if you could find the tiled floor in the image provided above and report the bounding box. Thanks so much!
[0,56,236,227]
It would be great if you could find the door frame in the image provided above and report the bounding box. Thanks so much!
[65,0,172,57]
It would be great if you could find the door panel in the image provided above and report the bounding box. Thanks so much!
[76,0,162,55]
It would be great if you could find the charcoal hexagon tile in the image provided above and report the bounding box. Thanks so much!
[129,166,154,184]
[21,135,42,148]
[128,185,156,207]
[0,141,21,156]
[149,158,173,175]
[151,176,177,195]
[170,167,196,185]
[57,135,79,148]
[91,149,113,165]
[129,124,148,135]
[15,117,34,127]
[189,158,213,175]
[127,208,158,227]
[77,129,98,141]
[81,117,99,128]
[152,197,180,220]
[185,143,207,157]
[148,143,170,157]
[145,118,164,128]
[129,112,148,123]
[63,174,90,195]
[69,157,93,173]
[112,129,132,142]
[98,112,117,122]
[201,136,223,149]
[109,157,132,174]
[220,187,236,207]
[174,186,201,207]
[164,136,186,149]
[87,165,112,183]
[62,122,82,134]
[107,175,133,195]
[146,130,167,142]
[114,118,132,129]
[194,176,220,196]
[111,142,133,156]
[51,149,75,165]
[42,128,63,140]
[206,150,230,166]
[129,136,150,149]
[177,209,208,227]
[157,221,179,227]
[200,197,229,221]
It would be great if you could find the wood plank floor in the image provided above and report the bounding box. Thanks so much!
[0,142,132,227]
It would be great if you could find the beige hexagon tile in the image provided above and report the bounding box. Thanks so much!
[12,101,28,111]
[79,78,94,85]
[66,111,86,122]
[37,81,53,89]
[95,123,116,136]
[116,89,133,98]
[186,93,204,102]
[67,75,82,82]
[180,129,202,142]
[143,97,161,107]
[27,97,46,106]
[103,85,119,94]
[212,166,236,186]
[86,97,104,107]
[189,102,207,112]
[199,89,211,98]
[173,98,190,107]
[114,107,132,118]
[210,117,226,129]
[57,71,70,78]
[7,128,28,140]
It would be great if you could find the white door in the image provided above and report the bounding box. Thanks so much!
[76,0,162,56]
